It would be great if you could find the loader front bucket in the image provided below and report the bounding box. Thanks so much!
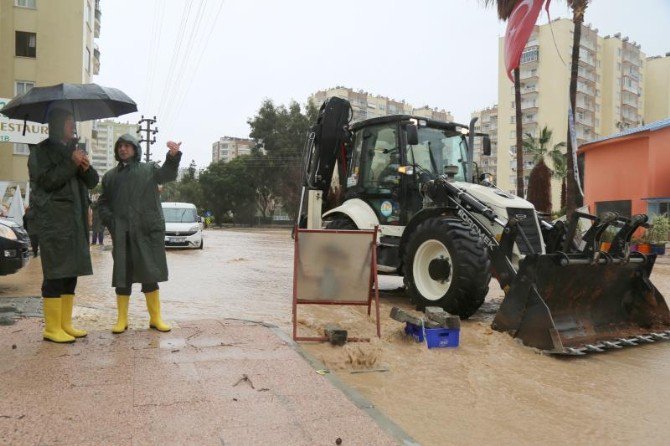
[492,253,670,355]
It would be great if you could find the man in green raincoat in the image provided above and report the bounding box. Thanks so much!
[28,108,99,343]
[98,134,181,333]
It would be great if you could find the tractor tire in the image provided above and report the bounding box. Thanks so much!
[325,217,357,230]
[403,217,490,318]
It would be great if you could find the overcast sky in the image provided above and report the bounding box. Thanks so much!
[94,0,670,168]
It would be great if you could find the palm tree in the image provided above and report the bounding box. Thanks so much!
[523,126,566,213]
[484,0,590,211]
[550,150,568,211]
[565,0,590,215]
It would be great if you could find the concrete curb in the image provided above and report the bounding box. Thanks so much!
[222,318,420,446]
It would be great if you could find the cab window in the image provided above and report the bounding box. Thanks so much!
[358,123,399,195]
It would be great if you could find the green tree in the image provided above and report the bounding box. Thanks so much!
[523,126,565,213]
[247,99,319,219]
[199,157,256,225]
[551,150,568,211]
[158,159,204,211]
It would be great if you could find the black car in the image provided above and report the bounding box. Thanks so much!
[0,217,30,276]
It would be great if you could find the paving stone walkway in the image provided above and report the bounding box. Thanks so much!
[0,318,398,445]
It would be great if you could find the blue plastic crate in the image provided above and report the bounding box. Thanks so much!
[404,322,459,348]
[424,327,460,349]
[404,322,424,342]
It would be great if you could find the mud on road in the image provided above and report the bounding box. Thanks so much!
[3,228,670,445]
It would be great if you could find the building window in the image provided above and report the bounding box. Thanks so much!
[15,0,36,8]
[85,47,91,72]
[15,80,34,95]
[13,143,30,156]
[520,47,539,64]
[85,1,92,26]
[658,202,670,217]
[596,200,631,218]
[15,31,36,58]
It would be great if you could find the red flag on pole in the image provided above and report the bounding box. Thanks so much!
[504,0,550,82]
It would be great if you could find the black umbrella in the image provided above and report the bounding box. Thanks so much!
[0,83,137,135]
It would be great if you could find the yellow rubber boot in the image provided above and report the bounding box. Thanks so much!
[145,290,171,332]
[61,294,87,338]
[112,295,130,334]
[43,298,75,343]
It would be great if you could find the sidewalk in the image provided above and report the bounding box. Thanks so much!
[0,318,400,446]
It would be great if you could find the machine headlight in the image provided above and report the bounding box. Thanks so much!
[0,224,17,241]
[190,225,200,232]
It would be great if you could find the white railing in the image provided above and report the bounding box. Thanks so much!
[576,115,593,126]
[580,37,596,52]
[623,51,640,65]
[578,68,596,82]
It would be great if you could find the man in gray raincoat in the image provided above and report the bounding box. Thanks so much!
[98,134,181,333]
[28,108,99,343]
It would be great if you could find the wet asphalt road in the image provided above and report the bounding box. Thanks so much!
[4,228,670,445]
[0,228,299,328]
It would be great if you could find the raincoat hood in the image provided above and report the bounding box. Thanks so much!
[114,133,142,162]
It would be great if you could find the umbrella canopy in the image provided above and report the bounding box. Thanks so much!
[0,83,137,124]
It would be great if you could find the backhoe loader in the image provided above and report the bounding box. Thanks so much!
[297,97,670,355]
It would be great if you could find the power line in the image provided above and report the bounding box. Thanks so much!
[161,0,209,127]
[164,0,225,129]
[144,0,166,112]
[156,0,194,119]
[142,0,161,108]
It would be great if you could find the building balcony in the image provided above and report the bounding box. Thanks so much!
[576,82,594,96]
[621,111,639,122]
[94,2,101,38]
[519,69,538,80]
[576,99,595,112]
[576,115,594,127]
[521,99,538,112]
[622,95,638,108]
[577,68,596,83]
[626,68,640,81]
[578,49,596,67]
[622,80,639,95]
[520,47,539,65]
[521,85,539,96]
[622,51,640,66]
[580,38,597,52]
[93,46,100,75]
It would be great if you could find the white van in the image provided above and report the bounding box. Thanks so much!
[161,202,204,249]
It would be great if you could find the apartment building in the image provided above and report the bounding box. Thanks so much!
[0,0,101,185]
[309,87,454,123]
[471,105,498,180]
[91,119,137,175]
[645,54,670,123]
[496,18,646,207]
[211,136,255,164]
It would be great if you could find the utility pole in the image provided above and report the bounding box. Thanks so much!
[137,115,158,162]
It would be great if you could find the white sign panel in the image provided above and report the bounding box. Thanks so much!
[0,97,49,144]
